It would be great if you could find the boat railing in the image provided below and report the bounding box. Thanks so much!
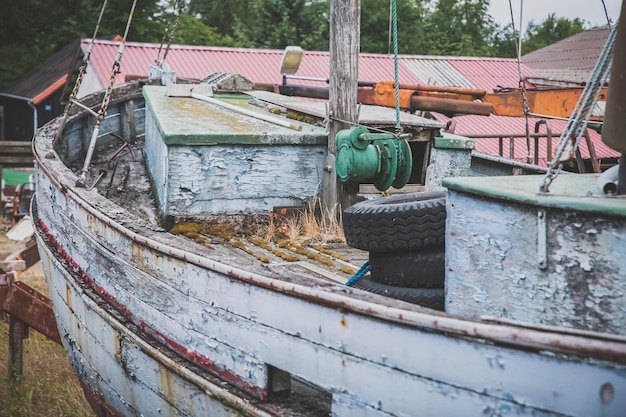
[465,126,601,172]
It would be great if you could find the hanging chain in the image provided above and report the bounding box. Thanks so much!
[52,0,109,145]
[539,26,616,193]
[155,0,184,66]
[97,0,137,121]
[76,0,138,185]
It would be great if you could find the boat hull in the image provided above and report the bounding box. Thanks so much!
[33,175,626,417]
[32,82,626,416]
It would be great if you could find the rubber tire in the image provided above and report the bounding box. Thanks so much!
[349,275,444,311]
[343,191,446,253]
[369,250,444,288]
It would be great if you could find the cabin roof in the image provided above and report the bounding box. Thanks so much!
[522,27,611,84]
[0,39,80,104]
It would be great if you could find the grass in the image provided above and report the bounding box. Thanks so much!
[0,218,94,417]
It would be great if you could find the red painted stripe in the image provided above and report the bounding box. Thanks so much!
[37,218,267,401]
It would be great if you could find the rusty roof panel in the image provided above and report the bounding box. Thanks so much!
[434,114,619,164]
[522,27,611,84]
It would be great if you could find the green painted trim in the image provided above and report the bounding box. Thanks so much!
[444,174,626,217]
[143,85,327,146]
[434,133,474,150]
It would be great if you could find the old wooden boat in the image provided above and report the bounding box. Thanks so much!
[31,6,626,417]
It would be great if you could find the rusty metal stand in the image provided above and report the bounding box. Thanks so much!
[1,239,61,384]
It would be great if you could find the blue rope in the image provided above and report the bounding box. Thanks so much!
[345,262,372,286]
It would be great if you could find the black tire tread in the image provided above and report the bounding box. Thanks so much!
[369,250,445,288]
[349,275,444,311]
[343,191,446,252]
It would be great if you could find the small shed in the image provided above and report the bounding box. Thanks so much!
[0,40,80,141]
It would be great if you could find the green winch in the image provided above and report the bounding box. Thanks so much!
[335,126,413,191]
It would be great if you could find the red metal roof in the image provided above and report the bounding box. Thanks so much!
[447,58,537,92]
[436,113,619,164]
[83,40,422,87]
[81,39,616,163]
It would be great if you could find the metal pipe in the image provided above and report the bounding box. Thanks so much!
[409,96,492,116]
[27,101,37,140]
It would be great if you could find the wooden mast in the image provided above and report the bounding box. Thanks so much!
[323,0,361,215]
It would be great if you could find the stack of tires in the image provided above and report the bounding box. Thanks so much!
[343,191,447,311]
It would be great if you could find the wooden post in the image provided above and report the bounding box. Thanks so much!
[323,0,361,216]
[9,315,29,382]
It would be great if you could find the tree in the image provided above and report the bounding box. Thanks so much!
[421,0,497,56]
[0,0,170,91]
[189,0,331,50]
[173,14,238,47]
[360,0,428,54]
[521,13,585,55]
[490,23,519,58]
[188,0,248,40]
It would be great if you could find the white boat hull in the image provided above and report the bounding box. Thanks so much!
[33,168,626,416]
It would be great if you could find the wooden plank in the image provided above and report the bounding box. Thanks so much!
[0,260,26,272]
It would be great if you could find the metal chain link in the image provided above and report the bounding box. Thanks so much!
[52,0,109,145]
[77,0,138,185]
[155,0,184,66]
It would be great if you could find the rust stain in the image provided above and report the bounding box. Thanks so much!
[158,363,175,404]
[341,317,348,328]
[66,282,72,310]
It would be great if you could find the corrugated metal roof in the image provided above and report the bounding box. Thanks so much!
[402,58,473,88]
[435,113,619,164]
[84,40,422,87]
[447,58,537,92]
[522,27,611,84]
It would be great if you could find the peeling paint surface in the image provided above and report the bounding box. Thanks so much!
[31,82,626,417]
[446,184,626,334]
[144,92,327,218]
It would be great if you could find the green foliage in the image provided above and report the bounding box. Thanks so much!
[0,0,169,91]
[490,24,519,58]
[0,44,51,91]
[421,0,497,56]
[189,0,329,50]
[361,0,428,54]
[522,13,585,54]
[174,14,238,47]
